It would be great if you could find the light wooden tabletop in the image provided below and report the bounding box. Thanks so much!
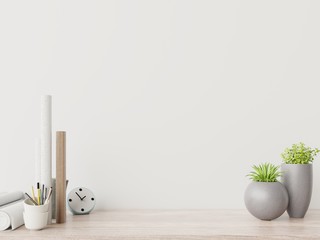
[1,210,320,239]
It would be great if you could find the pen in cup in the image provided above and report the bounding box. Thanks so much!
[31,186,36,202]
[25,193,38,205]
[42,184,44,205]
[37,182,40,205]
[28,184,52,205]
[44,187,53,205]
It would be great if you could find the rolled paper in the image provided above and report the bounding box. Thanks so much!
[40,95,52,224]
[35,138,41,183]
[0,212,10,231]
[0,192,24,207]
[56,131,66,223]
[0,200,24,231]
[0,192,25,231]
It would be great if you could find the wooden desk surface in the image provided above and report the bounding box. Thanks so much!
[1,210,320,239]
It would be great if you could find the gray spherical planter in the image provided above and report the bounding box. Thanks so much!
[281,164,312,218]
[244,182,288,221]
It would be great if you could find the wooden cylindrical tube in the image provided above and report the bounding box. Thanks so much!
[56,131,66,223]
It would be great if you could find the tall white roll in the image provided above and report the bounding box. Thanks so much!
[35,138,41,183]
[40,95,52,223]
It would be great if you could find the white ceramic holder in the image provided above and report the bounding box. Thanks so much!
[23,199,49,230]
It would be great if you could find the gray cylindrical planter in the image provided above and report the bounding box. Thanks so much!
[281,164,312,218]
[244,182,288,221]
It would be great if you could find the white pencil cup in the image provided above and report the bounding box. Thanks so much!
[23,199,49,230]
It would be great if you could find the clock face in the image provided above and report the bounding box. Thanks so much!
[67,187,96,215]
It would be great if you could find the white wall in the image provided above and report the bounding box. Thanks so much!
[0,0,320,209]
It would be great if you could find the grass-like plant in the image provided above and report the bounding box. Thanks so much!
[247,163,281,182]
[281,142,320,164]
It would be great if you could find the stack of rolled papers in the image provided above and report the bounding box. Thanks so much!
[0,191,25,231]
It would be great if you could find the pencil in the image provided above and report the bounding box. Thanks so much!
[42,184,45,205]
[25,193,38,205]
[31,186,36,202]
[44,187,53,204]
[37,182,40,205]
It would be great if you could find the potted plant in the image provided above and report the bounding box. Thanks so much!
[244,163,288,221]
[281,142,319,218]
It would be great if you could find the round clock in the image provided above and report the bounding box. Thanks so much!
[67,187,96,215]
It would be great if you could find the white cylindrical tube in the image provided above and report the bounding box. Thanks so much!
[35,138,41,184]
[0,200,24,230]
[40,95,52,223]
[0,192,24,207]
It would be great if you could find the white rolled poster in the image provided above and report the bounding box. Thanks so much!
[40,95,52,223]
[35,138,41,183]
[0,192,25,231]
[0,192,24,207]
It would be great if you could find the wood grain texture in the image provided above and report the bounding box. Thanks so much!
[1,210,320,239]
[56,131,66,224]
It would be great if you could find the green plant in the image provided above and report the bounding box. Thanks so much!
[281,142,320,164]
[247,163,281,182]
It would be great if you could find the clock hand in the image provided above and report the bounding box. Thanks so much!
[81,196,87,200]
[75,192,83,200]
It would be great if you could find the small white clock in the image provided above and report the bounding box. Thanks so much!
[67,187,96,215]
